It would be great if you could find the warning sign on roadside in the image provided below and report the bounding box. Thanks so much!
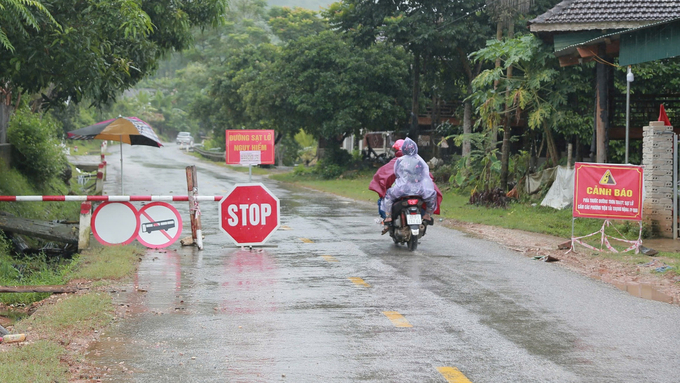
[225,130,275,165]
[137,202,183,249]
[573,163,643,221]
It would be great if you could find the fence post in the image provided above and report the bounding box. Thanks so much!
[98,162,106,182]
[186,166,203,249]
[78,202,92,250]
[100,142,107,180]
[95,170,103,195]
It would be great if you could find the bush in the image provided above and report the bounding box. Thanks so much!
[7,108,67,186]
[469,187,509,208]
[280,134,302,166]
[432,164,454,183]
[316,163,344,179]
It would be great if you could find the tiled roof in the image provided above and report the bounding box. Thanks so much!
[531,0,680,24]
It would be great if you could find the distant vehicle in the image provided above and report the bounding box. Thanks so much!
[176,132,194,146]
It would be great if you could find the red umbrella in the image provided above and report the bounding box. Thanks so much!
[67,117,163,194]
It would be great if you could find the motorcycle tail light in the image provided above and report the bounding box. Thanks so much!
[407,199,419,205]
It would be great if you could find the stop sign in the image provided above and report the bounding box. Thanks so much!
[218,183,280,246]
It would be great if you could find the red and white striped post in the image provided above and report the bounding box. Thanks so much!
[94,170,104,195]
[100,142,107,181]
[0,195,224,249]
[78,202,92,250]
[0,196,223,202]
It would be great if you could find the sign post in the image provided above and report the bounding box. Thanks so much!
[225,130,275,182]
[218,184,280,246]
[571,163,644,252]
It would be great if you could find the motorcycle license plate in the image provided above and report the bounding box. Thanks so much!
[406,214,422,225]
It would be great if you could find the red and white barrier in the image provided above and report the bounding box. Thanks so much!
[0,195,223,202]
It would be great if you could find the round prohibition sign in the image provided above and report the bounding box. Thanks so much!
[137,202,183,249]
[91,202,140,246]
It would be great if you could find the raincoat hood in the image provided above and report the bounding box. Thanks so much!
[401,137,418,156]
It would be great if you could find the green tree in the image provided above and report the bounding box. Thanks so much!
[0,0,58,52]
[325,0,488,137]
[243,30,410,154]
[0,0,226,144]
[471,34,567,178]
[267,6,327,43]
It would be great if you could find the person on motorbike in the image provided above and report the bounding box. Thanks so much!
[369,139,405,219]
[382,137,437,231]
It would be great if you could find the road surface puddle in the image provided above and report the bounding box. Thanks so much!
[610,280,674,303]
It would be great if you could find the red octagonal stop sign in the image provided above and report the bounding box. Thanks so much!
[219,183,280,246]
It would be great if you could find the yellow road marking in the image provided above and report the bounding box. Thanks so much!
[436,367,472,383]
[299,238,313,243]
[321,255,338,262]
[280,225,292,230]
[382,311,412,327]
[348,277,370,287]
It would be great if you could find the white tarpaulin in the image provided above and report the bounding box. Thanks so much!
[541,166,574,210]
[525,167,557,195]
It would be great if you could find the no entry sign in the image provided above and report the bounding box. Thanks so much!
[573,163,644,221]
[218,183,280,246]
[225,130,275,165]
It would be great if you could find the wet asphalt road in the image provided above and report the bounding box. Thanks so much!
[87,143,680,382]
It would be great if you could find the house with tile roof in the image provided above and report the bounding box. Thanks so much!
[529,0,680,163]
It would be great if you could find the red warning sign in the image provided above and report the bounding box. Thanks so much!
[573,163,643,221]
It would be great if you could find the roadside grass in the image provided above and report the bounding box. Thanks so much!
[185,149,280,176]
[0,168,80,221]
[272,171,613,239]
[14,292,114,342]
[0,244,140,380]
[0,252,76,305]
[0,140,142,380]
[0,340,67,383]
[227,164,275,176]
[65,139,105,156]
[68,245,143,281]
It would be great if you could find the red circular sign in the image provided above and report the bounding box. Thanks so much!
[218,183,280,246]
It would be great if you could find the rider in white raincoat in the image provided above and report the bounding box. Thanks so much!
[382,137,437,224]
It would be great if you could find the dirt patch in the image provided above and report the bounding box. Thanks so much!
[443,218,680,305]
[0,280,135,382]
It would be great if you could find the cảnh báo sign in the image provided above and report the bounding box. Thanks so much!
[573,163,644,221]
[225,130,275,165]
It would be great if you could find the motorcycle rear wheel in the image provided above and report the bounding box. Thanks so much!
[407,236,418,251]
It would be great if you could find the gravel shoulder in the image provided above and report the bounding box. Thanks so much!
[444,218,680,305]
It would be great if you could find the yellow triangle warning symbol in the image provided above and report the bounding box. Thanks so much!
[599,170,616,185]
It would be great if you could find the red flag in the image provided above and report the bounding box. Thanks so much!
[659,104,672,126]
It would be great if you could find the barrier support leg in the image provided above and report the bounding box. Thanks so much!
[186,165,203,250]
[78,202,92,250]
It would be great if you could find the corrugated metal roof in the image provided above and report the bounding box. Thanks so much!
[531,0,680,24]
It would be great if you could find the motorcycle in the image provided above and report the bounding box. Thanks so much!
[385,196,433,251]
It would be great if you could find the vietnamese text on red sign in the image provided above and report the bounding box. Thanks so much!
[226,130,275,165]
[572,163,643,221]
